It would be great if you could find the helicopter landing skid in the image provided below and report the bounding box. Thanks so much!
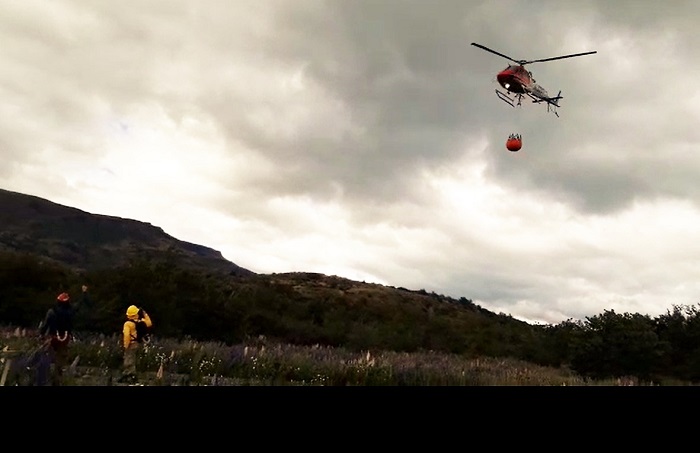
[495,89,524,108]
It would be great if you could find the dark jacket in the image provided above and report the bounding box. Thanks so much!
[39,303,75,338]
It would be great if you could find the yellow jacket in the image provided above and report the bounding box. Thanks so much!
[122,310,153,348]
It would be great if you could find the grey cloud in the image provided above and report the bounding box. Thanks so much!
[4,0,700,325]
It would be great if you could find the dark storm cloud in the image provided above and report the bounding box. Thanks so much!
[215,1,494,208]
[207,0,699,218]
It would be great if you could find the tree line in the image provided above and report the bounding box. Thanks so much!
[1,250,699,384]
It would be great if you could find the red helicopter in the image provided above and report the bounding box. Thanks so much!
[471,43,597,117]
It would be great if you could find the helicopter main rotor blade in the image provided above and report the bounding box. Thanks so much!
[471,43,524,64]
[523,51,597,65]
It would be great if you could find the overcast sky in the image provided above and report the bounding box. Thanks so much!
[3,0,700,325]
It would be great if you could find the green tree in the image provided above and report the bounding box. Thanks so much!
[570,310,665,381]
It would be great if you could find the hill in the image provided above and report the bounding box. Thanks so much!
[5,188,700,384]
[0,187,541,360]
[0,188,253,277]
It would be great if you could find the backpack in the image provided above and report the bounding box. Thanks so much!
[39,306,73,343]
[53,307,72,336]
[130,309,152,344]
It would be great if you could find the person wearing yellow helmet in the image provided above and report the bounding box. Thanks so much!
[118,304,153,384]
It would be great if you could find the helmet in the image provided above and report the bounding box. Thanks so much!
[57,292,70,303]
[126,305,140,317]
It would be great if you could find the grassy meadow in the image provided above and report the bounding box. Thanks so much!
[1,326,650,386]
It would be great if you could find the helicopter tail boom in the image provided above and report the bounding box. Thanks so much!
[530,90,562,107]
[527,90,562,117]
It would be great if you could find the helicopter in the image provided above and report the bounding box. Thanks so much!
[471,42,597,117]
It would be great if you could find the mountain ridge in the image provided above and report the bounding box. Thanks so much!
[1,186,542,361]
[0,188,254,277]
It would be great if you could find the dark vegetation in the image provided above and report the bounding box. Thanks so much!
[3,250,700,385]
[2,187,700,385]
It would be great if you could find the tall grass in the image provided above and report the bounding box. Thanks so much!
[0,326,649,386]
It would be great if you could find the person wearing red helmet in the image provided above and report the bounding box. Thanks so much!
[37,291,76,385]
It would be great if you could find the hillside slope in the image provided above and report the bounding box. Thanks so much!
[0,188,253,277]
